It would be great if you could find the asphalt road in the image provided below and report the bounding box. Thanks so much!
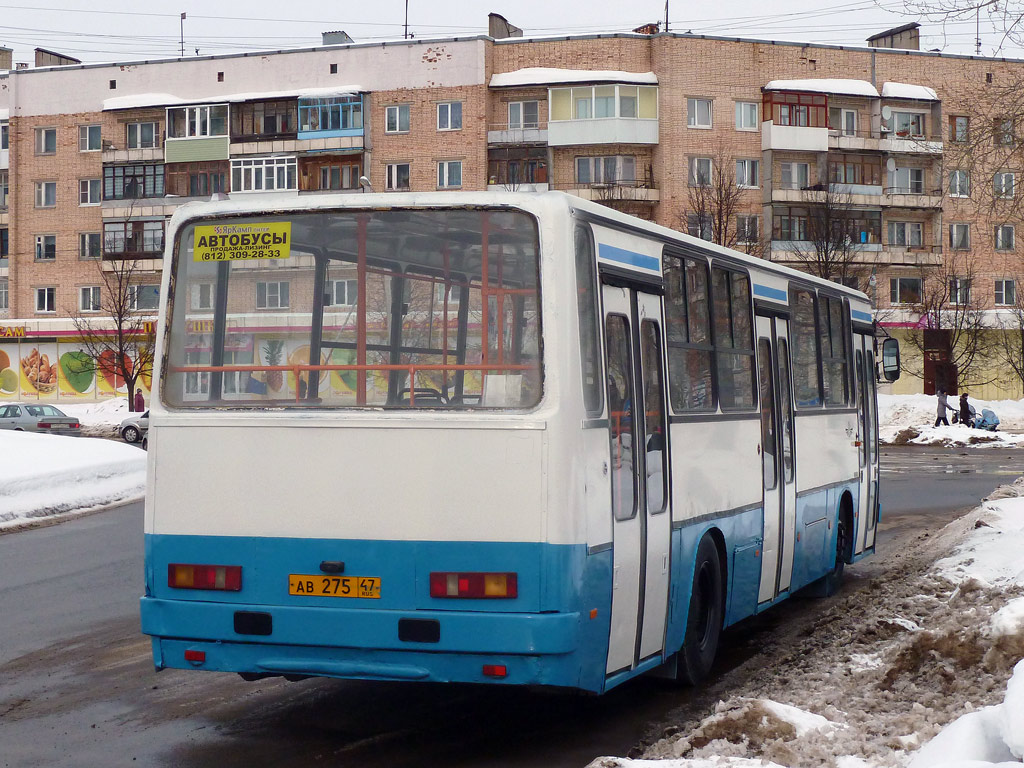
[0,446,1018,768]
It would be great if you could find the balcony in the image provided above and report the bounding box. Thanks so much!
[102,146,163,164]
[882,187,943,208]
[548,118,658,147]
[487,183,549,193]
[874,245,943,266]
[487,122,549,145]
[762,122,828,152]
[231,136,363,156]
[555,180,659,204]
[771,185,883,206]
[826,128,943,154]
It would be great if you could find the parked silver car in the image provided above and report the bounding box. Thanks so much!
[0,402,82,435]
[120,410,149,443]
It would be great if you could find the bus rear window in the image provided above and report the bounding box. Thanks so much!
[163,208,542,409]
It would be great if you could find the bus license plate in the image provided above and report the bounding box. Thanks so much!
[288,574,380,599]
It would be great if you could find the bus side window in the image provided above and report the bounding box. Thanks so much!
[790,288,822,407]
[663,252,714,411]
[574,225,603,417]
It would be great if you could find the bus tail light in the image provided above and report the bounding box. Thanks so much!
[168,563,242,591]
[429,572,518,598]
[482,664,507,678]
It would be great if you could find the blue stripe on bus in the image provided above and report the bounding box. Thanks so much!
[851,309,873,322]
[752,283,788,302]
[597,243,660,272]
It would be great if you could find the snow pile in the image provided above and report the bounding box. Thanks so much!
[0,430,146,529]
[590,488,1024,768]
[58,398,133,437]
[879,393,1024,447]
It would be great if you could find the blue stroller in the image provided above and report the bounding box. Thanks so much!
[974,408,1000,431]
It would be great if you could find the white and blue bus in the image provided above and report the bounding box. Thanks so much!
[140,192,899,693]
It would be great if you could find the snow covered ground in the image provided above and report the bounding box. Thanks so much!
[880,394,1024,448]
[589,484,1024,768]
[0,429,146,530]
[55,398,134,438]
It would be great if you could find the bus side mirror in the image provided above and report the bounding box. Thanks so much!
[881,338,900,382]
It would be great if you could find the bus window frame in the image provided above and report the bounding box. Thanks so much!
[663,248,717,413]
[574,223,604,418]
[709,261,758,412]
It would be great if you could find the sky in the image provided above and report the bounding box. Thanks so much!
[0,0,1021,69]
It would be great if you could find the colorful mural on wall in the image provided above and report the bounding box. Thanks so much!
[0,339,151,402]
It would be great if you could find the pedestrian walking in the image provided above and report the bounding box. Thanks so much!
[134,389,145,412]
[959,392,974,428]
[935,388,954,427]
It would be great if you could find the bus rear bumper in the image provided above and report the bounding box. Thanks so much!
[141,596,593,690]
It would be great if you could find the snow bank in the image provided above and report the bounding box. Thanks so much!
[58,398,133,437]
[0,431,145,529]
[881,82,939,101]
[879,393,1024,447]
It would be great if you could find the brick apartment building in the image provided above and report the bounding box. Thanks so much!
[1,20,1024,398]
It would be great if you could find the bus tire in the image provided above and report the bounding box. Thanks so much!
[677,535,724,686]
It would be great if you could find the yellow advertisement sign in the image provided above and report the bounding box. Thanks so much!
[193,222,291,262]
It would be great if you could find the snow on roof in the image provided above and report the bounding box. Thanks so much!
[881,82,938,101]
[102,85,362,111]
[764,78,879,97]
[0,108,8,120]
[489,67,658,87]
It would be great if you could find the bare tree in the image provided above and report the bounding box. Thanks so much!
[784,185,868,285]
[684,147,745,250]
[70,253,156,411]
[903,0,1024,53]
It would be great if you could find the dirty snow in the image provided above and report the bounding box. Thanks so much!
[56,397,134,437]
[880,393,1024,448]
[0,430,145,530]
[590,482,1024,768]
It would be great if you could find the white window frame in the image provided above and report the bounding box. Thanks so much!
[166,104,228,139]
[79,285,102,312]
[385,104,411,134]
[949,277,971,305]
[887,110,927,138]
[0,278,7,311]
[735,159,759,188]
[78,124,101,152]
[996,279,1016,306]
[79,178,102,206]
[256,281,289,310]
[437,160,463,189]
[736,214,760,243]
[35,287,56,313]
[34,234,56,261]
[0,170,7,209]
[436,101,463,131]
[385,163,411,191]
[689,157,713,186]
[950,223,971,250]
[687,97,713,129]
[230,156,298,193]
[995,171,1016,199]
[0,120,8,150]
[34,181,57,208]
[996,224,1016,251]
[949,170,970,197]
[831,108,857,136]
[127,121,159,149]
[735,101,758,131]
[128,284,161,311]
[328,279,358,307]
[887,221,923,247]
[35,127,57,155]
[576,155,636,185]
[192,283,214,310]
[780,162,810,190]
[79,232,101,260]
[508,100,540,130]
[890,166,925,194]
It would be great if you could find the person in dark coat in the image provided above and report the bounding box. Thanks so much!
[134,389,145,412]
[935,388,954,427]
[959,392,974,428]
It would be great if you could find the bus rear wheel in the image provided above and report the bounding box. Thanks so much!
[677,535,724,686]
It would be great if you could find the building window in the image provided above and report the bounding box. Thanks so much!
[0,170,7,209]
[829,154,882,186]
[949,170,970,197]
[104,221,164,256]
[577,155,636,185]
[166,104,228,138]
[79,232,101,260]
[299,96,362,132]
[886,111,926,137]
[34,181,57,208]
[329,279,358,306]
[230,156,298,192]
[317,163,361,190]
[890,277,923,305]
[509,100,539,129]
[687,97,713,128]
[735,101,758,131]
[689,157,712,186]
[829,107,858,136]
[79,178,102,205]
[950,115,969,142]
[994,171,1016,198]
[127,121,159,149]
[949,278,971,305]
[35,287,56,313]
[996,224,1016,250]
[0,228,7,257]
[773,207,809,240]
[686,213,713,240]
[996,279,1016,306]
[231,100,297,138]
[0,121,8,150]
[35,234,56,260]
[385,163,410,190]
[385,105,411,133]
[79,286,101,312]
[0,279,7,311]
[995,117,1016,145]
[104,164,165,199]
[36,127,57,155]
[888,221,923,247]
[889,166,925,194]
[437,160,463,188]
[128,285,160,311]
[735,159,759,188]
[164,161,227,197]
[256,281,289,309]
[192,283,214,310]
[550,85,657,121]
[950,223,971,250]
[736,214,760,243]
[437,101,463,131]
[79,124,102,152]
[780,162,810,190]
[762,91,827,127]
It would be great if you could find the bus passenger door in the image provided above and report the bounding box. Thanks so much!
[602,283,671,675]
[855,339,880,553]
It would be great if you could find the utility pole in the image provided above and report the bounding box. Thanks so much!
[180,12,186,57]
[404,0,409,39]
[664,0,669,33]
